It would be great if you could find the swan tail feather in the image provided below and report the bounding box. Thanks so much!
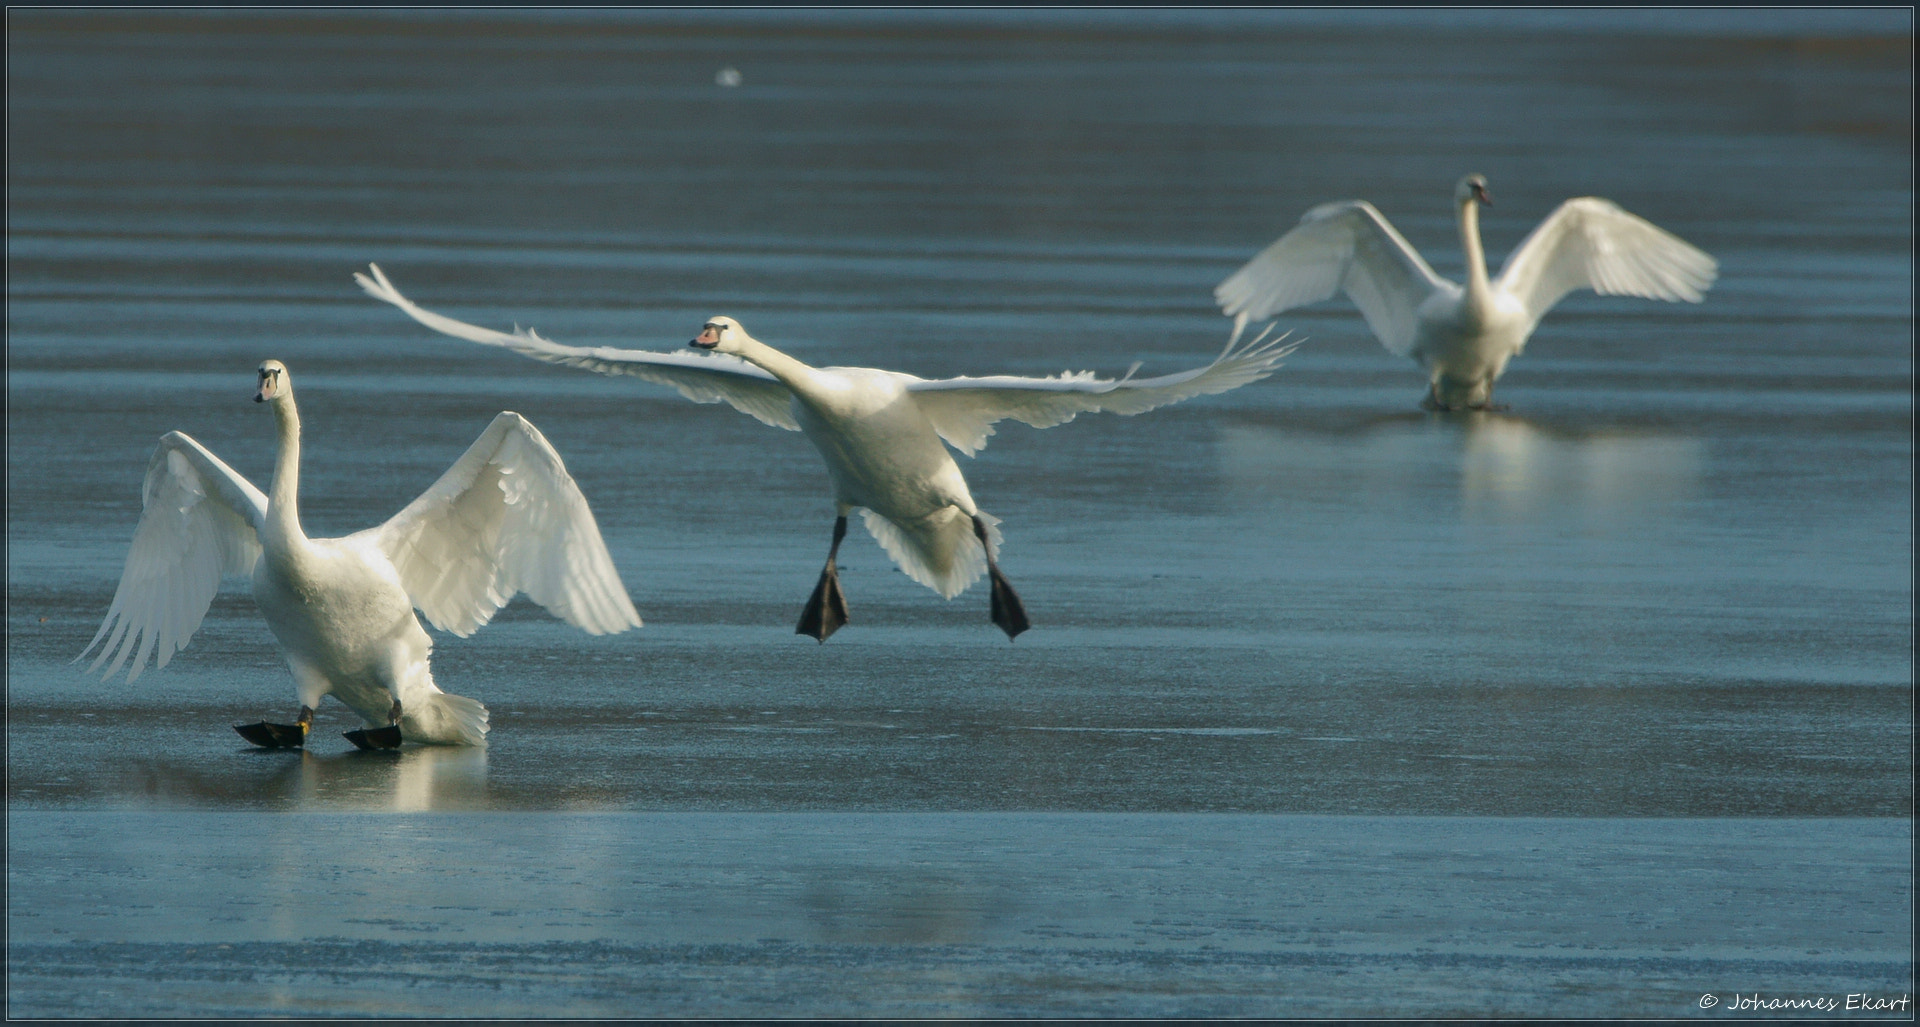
[401,691,491,747]
[859,507,999,600]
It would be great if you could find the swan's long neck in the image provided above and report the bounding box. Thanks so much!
[266,391,306,544]
[733,336,829,395]
[1459,197,1493,309]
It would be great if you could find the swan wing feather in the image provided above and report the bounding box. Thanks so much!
[1495,197,1718,327]
[905,328,1299,456]
[1214,201,1447,355]
[79,431,268,683]
[355,264,800,431]
[355,411,642,638]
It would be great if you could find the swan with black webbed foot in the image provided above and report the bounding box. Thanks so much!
[358,263,1296,642]
[79,360,642,748]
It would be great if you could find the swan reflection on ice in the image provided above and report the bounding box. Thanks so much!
[1451,414,1704,520]
[245,744,491,811]
[1220,414,1704,523]
[355,745,489,812]
[113,743,490,811]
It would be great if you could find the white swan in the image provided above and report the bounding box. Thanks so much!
[1214,174,1718,410]
[79,359,641,749]
[355,264,1297,642]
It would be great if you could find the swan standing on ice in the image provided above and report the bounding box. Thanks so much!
[80,360,642,749]
[355,264,1297,642]
[1214,174,1717,410]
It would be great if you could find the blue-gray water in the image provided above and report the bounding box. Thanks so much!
[7,9,1912,1019]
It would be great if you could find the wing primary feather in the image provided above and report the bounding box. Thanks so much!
[361,411,640,641]
[79,432,265,684]
[907,326,1299,456]
[1496,197,1717,321]
[356,264,801,431]
[1215,201,1442,357]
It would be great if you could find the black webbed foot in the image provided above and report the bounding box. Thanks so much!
[973,515,1030,641]
[796,561,849,642]
[234,721,307,748]
[235,705,312,748]
[796,515,851,643]
[989,566,1030,641]
[343,725,404,750]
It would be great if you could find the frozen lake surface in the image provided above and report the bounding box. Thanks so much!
[7,812,1910,1019]
[7,8,1912,1018]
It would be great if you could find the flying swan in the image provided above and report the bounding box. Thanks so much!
[355,264,1297,642]
[1214,174,1717,410]
[79,360,642,749]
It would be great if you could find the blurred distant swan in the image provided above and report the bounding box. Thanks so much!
[1215,174,1717,410]
[80,360,641,749]
[356,264,1297,642]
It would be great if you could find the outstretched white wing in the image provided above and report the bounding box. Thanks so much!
[352,411,642,638]
[355,264,800,431]
[1496,197,1718,329]
[80,431,269,683]
[906,328,1299,457]
[1214,200,1450,356]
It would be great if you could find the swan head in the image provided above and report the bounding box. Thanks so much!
[1454,174,1492,208]
[690,316,751,354]
[254,359,291,403]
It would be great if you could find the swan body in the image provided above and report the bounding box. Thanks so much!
[80,360,641,746]
[688,325,997,598]
[1215,174,1717,409]
[356,264,1298,638]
